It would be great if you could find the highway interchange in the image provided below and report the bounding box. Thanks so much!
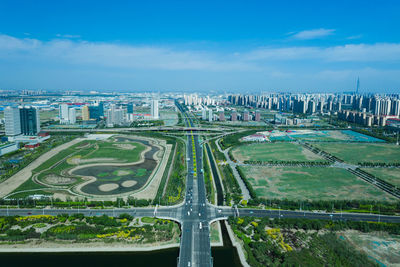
[0,102,399,266]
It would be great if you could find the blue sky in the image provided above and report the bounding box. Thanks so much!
[0,0,400,93]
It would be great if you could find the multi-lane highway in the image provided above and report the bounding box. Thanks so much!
[176,103,212,267]
[0,102,400,267]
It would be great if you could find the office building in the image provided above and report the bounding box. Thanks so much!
[89,106,101,120]
[5,106,21,136]
[19,107,40,136]
[127,103,134,114]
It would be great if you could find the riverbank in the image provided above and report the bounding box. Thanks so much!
[0,240,180,253]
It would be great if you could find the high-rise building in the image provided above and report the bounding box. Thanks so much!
[208,109,213,122]
[98,102,104,117]
[373,98,381,115]
[151,99,159,119]
[308,101,316,114]
[19,107,40,136]
[255,110,261,121]
[202,108,207,120]
[231,110,237,121]
[68,108,76,124]
[127,103,134,114]
[82,106,90,121]
[4,106,21,136]
[393,99,400,116]
[106,105,125,126]
[218,110,225,121]
[59,104,69,123]
[89,106,101,120]
[243,110,249,121]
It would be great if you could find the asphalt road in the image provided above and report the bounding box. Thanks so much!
[177,106,212,267]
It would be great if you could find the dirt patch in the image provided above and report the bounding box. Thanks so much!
[327,130,352,141]
[71,158,116,165]
[301,147,324,161]
[121,180,137,187]
[98,183,119,192]
[113,144,137,150]
[44,175,76,185]
[115,170,132,176]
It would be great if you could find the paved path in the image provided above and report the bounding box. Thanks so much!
[215,138,251,200]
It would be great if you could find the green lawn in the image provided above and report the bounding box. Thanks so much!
[313,143,400,164]
[39,110,58,122]
[82,141,145,162]
[241,166,396,201]
[232,142,325,162]
[362,168,400,187]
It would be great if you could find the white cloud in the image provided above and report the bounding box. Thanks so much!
[56,34,81,38]
[243,43,400,62]
[290,28,335,40]
[0,33,400,79]
[347,34,362,40]
[0,34,253,71]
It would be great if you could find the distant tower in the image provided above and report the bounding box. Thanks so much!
[356,77,360,94]
[151,99,159,119]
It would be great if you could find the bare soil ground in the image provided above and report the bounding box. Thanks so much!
[113,143,137,150]
[98,183,119,192]
[44,175,76,185]
[121,180,137,187]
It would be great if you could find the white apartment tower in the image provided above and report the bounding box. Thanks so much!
[59,104,69,124]
[68,108,76,124]
[4,106,21,136]
[202,108,207,120]
[151,99,159,119]
[59,103,76,124]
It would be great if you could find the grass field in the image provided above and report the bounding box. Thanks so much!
[240,166,396,201]
[81,141,146,162]
[361,168,400,187]
[232,142,326,162]
[312,143,400,164]
[39,110,58,122]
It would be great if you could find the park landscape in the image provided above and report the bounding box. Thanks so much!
[3,134,170,201]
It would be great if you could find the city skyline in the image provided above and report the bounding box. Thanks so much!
[1,1,400,92]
